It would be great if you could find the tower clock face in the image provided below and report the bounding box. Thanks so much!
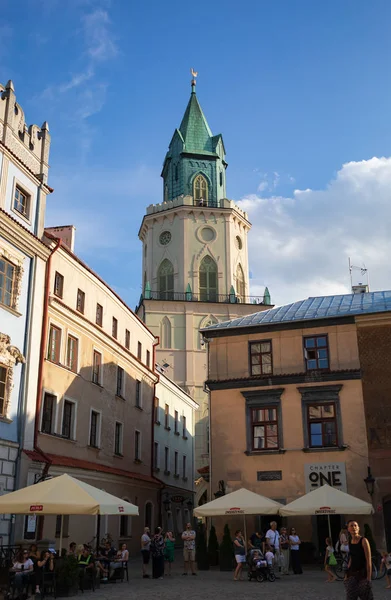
[159,231,172,245]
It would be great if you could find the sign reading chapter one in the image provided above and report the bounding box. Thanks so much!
[304,462,347,493]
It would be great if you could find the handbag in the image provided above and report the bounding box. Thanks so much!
[329,553,337,566]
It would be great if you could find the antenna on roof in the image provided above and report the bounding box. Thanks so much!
[348,257,369,294]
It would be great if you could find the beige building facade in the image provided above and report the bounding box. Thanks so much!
[17,227,161,554]
[202,295,375,549]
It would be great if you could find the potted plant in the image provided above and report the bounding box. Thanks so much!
[55,554,80,596]
[196,523,210,570]
[208,525,219,566]
[219,523,234,571]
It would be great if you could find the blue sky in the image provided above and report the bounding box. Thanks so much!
[2,0,391,306]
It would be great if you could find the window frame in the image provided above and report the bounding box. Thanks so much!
[125,329,130,350]
[13,185,31,221]
[66,334,78,373]
[249,340,273,377]
[299,385,343,450]
[0,257,16,309]
[250,406,279,451]
[154,397,160,424]
[92,349,102,385]
[164,404,170,430]
[303,334,330,372]
[199,255,218,302]
[96,303,103,327]
[76,289,85,314]
[182,455,187,480]
[54,272,64,299]
[174,410,179,435]
[135,380,142,408]
[137,341,142,360]
[174,451,179,477]
[114,421,123,456]
[61,399,76,440]
[242,389,284,455]
[182,415,187,439]
[116,366,124,398]
[0,366,8,417]
[153,441,159,470]
[307,402,338,448]
[41,391,56,435]
[47,324,62,364]
[89,409,101,448]
[164,446,170,474]
[112,317,118,339]
[134,429,141,462]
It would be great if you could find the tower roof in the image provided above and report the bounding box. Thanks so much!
[178,85,213,153]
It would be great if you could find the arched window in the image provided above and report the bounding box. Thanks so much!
[236,264,246,301]
[161,317,172,349]
[158,259,174,300]
[199,256,218,302]
[193,174,208,205]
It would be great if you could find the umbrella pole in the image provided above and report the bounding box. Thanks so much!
[96,514,101,553]
[327,514,332,541]
[59,515,64,556]
[243,515,247,548]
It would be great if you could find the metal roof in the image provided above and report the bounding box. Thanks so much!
[201,291,391,332]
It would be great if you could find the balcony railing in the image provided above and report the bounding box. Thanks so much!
[143,291,268,305]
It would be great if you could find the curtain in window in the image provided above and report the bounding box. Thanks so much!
[158,259,174,300]
[199,256,218,301]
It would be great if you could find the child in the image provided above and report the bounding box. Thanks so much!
[324,537,336,582]
[264,544,274,567]
[253,549,267,568]
[381,550,391,588]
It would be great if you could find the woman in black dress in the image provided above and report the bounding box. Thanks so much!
[151,527,165,579]
[345,520,373,600]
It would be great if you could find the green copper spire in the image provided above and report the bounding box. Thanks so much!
[161,73,227,207]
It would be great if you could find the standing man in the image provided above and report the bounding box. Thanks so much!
[182,522,197,575]
[141,526,151,578]
[266,521,281,571]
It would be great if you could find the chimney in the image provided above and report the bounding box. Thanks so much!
[45,225,76,252]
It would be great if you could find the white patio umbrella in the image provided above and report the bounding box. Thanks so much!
[279,484,373,539]
[0,473,139,551]
[194,488,283,542]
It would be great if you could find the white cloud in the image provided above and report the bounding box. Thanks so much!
[82,9,118,61]
[238,156,391,306]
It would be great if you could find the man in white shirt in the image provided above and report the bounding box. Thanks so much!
[182,522,197,575]
[265,521,280,570]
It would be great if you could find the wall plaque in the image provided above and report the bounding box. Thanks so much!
[257,470,282,481]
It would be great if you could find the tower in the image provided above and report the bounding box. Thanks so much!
[137,75,271,503]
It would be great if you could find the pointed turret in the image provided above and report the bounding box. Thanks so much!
[179,83,213,153]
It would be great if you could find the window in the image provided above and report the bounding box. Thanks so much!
[0,367,7,416]
[137,342,142,360]
[112,317,118,339]
[153,442,159,470]
[62,400,74,439]
[308,403,338,447]
[76,289,85,314]
[154,397,159,423]
[249,341,273,376]
[161,317,172,349]
[182,455,187,479]
[236,264,246,300]
[115,422,123,455]
[41,392,55,434]
[146,350,150,368]
[89,410,100,448]
[92,350,102,384]
[174,451,179,476]
[0,257,15,308]
[125,329,130,350]
[134,430,141,461]
[14,186,30,218]
[164,404,170,429]
[120,514,128,538]
[199,255,218,302]
[174,410,179,434]
[193,173,208,204]
[164,447,170,473]
[66,335,78,372]
[135,380,141,408]
[182,415,187,438]
[47,325,61,363]
[116,366,124,397]
[54,272,64,298]
[158,259,174,300]
[304,336,329,371]
[96,303,103,326]
[251,407,278,450]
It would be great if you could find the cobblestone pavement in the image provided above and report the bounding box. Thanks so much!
[82,558,391,600]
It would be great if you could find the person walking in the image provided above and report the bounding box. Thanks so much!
[345,520,373,600]
[151,527,165,579]
[233,530,246,581]
[280,527,290,575]
[289,527,303,574]
[339,526,350,566]
[266,521,280,571]
[141,526,151,578]
[182,522,197,575]
[325,537,337,582]
[164,531,175,576]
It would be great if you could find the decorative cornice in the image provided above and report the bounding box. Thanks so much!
[206,370,361,390]
[0,208,50,260]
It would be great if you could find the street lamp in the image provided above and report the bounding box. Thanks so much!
[364,466,375,496]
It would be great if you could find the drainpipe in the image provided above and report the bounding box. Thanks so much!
[151,337,162,523]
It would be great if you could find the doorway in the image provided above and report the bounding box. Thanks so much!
[316,514,342,548]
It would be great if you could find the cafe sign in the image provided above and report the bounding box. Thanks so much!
[304,462,347,493]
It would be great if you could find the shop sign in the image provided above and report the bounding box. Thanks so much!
[304,462,347,493]
[171,495,185,503]
[29,504,43,512]
[225,507,244,514]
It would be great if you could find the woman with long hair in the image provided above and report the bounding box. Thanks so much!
[345,520,373,600]
[233,530,246,581]
[151,527,165,579]
[289,527,303,575]
[164,531,175,576]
